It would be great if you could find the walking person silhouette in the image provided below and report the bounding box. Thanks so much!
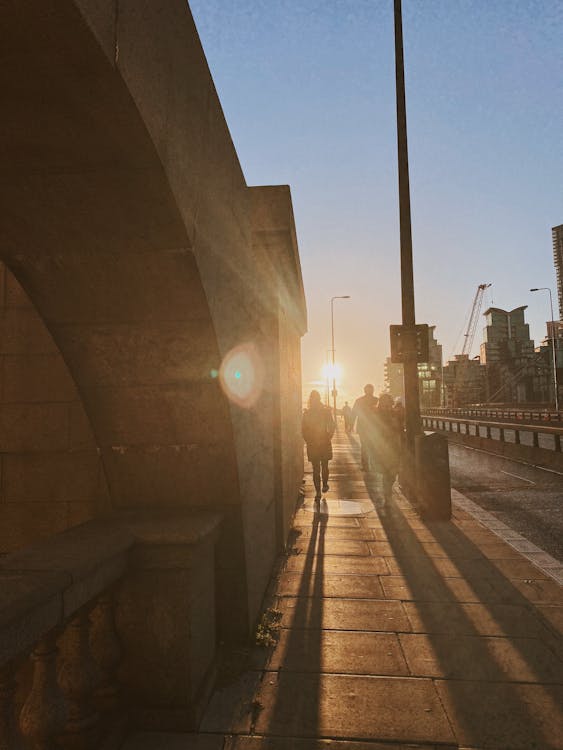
[302,390,336,504]
[352,384,379,473]
[342,401,353,434]
[373,393,402,508]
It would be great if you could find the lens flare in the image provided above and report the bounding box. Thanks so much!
[219,343,263,408]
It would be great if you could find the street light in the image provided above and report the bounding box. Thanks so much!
[393,0,422,449]
[330,295,351,420]
[530,287,559,411]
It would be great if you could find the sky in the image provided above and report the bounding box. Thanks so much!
[189,0,563,405]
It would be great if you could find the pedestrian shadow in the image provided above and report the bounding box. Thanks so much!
[366,481,563,750]
[258,510,327,738]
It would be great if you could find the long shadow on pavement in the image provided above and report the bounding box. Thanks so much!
[260,510,327,739]
[369,482,563,750]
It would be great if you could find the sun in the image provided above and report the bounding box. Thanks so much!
[321,362,342,382]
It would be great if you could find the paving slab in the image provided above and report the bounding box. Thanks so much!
[366,542,395,556]
[291,539,372,556]
[403,601,553,638]
[504,577,563,604]
[253,673,456,744]
[293,517,361,529]
[399,632,563,682]
[227,739,456,750]
[385,556,467,578]
[278,596,411,632]
[276,573,385,599]
[535,604,563,634]
[435,680,563,749]
[283,555,390,575]
[380,575,499,603]
[264,629,409,676]
[295,527,378,541]
[473,557,551,581]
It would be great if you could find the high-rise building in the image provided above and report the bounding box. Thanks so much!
[384,325,442,407]
[553,224,563,320]
[480,306,536,403]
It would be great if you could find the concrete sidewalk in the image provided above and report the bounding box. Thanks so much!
[126,427,563,750]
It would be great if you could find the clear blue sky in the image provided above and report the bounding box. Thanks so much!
[190,0,563,404]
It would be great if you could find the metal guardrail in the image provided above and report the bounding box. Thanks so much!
[424,407,563,425]
[422,414,563,453]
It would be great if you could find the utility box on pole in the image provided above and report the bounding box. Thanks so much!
[415,432,451,520]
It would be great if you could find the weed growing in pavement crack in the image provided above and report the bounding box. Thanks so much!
[255,607,283,647]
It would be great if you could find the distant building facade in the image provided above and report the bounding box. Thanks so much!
[535,320,563,405]
[385,299,563,409]
[442,354,487,407]
[384,325,442,407]
[553,224,563,321]
[480,306,537,403]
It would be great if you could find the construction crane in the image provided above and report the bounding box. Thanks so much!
[461,283,491,357]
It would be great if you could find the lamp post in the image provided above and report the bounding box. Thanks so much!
[394,0,422,448]
[530,287,559,411]
[325,349,332,406]
[330,295,351,420]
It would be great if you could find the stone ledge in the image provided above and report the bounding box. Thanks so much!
[0,509,224,665]
[0,570,67,663]
[118,508,223,547]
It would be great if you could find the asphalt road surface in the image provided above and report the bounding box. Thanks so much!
[449,442,563,562]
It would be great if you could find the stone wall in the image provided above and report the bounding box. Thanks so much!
[0,263,109,553]
[0,0,306,639]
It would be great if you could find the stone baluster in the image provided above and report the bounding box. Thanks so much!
[57,610,99,749]
[19,635,67,750]
[0,664,16,750]
[89,592,121,713]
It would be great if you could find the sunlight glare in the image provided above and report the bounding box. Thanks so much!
[322,362,342,383]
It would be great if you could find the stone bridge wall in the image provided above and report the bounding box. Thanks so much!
[0,0,306,638]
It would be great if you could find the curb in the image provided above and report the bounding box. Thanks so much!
[451,488,563,585]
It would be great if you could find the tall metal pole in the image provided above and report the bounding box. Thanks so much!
[331,298,336,418]
[531,287,559,411]
[394,0,421,448]
[330,295,351,420]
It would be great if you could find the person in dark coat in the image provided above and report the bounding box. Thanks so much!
[302,390,336,502]
[373,393,402,505]
[352,384,379,472]
[342,401,353,434]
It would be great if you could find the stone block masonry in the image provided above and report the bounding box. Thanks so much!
[0,264,109,553]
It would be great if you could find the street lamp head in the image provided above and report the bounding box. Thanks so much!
[530,288,539,292]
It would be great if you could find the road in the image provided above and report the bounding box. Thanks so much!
[448,442,563,562]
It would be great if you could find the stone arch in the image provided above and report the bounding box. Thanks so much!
[0,1,240,520]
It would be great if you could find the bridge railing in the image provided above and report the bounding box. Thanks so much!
[0,520,131,749]
[424,407,563,425]
[422,414,563,454]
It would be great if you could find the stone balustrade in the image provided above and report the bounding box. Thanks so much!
[0,510,222,748]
